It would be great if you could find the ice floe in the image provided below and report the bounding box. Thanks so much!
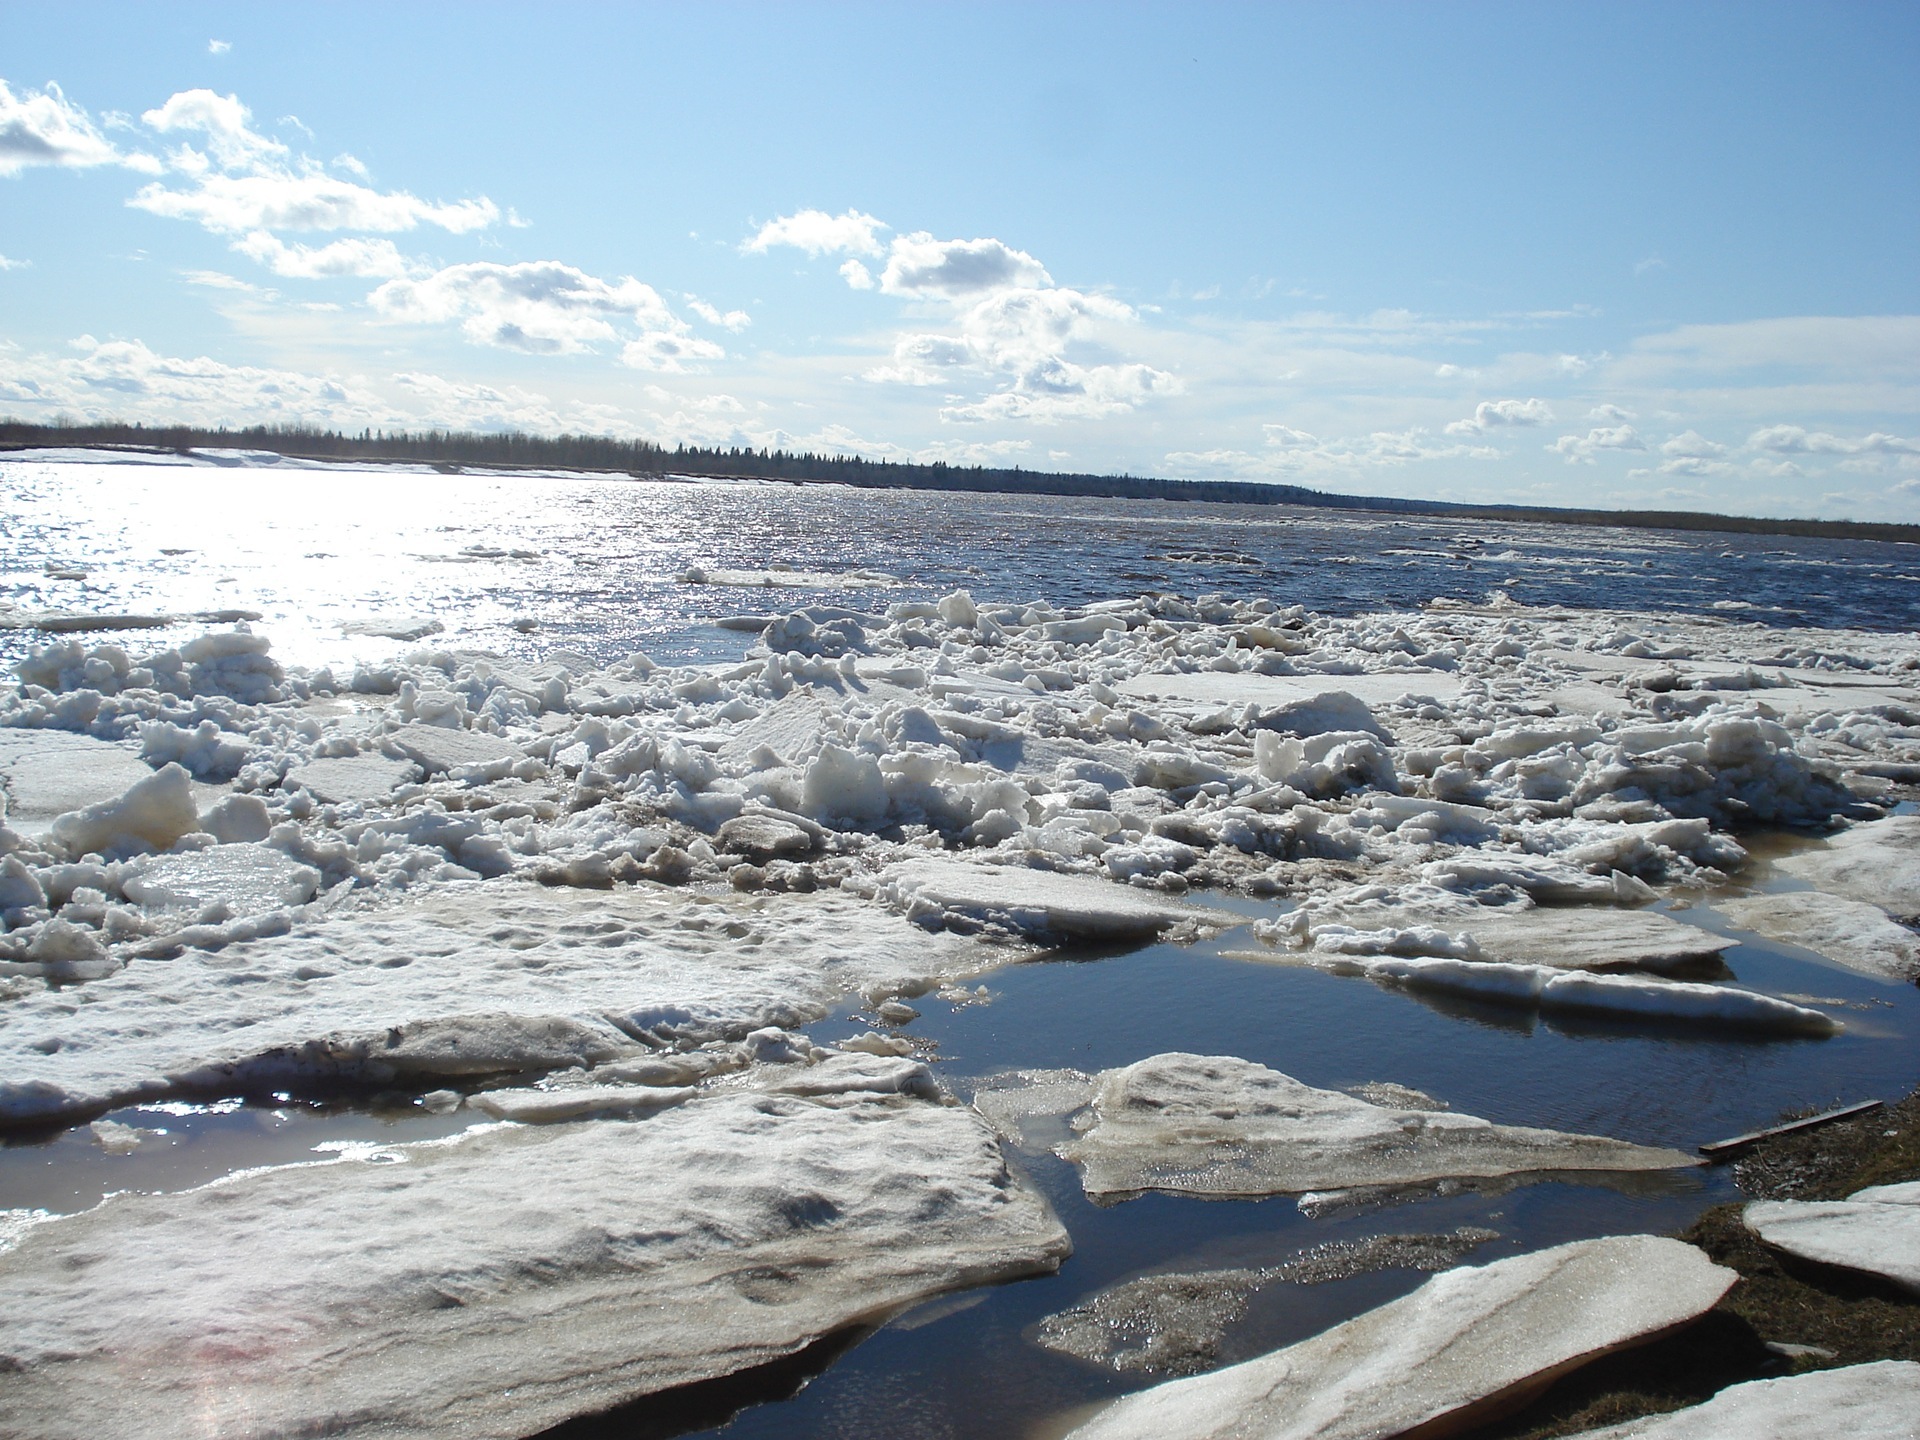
[1775,814,1920,923]
[1034,1053,1694,1201]
[1719,890,1920,983]
[1563,1361,1920,1439]
[1063,1235,1734,1440]
[1744,1180,1920,1295]
[0,1080,1068,1440]
[0,879,991,1128]
[1032,1228,1499,1376]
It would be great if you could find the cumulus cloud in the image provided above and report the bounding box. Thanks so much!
[132,168,498,234]
[878,232,1051,298]
[1747,424,1919,456]
[765,211,1179,423]
[869,282,1176,422]
[0,253,27,270]
[1174,425,1499,478]
[743,208,886,257]
[232,230,412,279]
[1587,403,1635,423]
[1660,430,1727,459]
[141,88,286,171]
[687,298,751,331]
[129,88,497,238]
[1263,424,1319,450]
[0,79,122,176]
[1550,425,1647,463]
[369,259,720,367]
[1444,397,1554,435]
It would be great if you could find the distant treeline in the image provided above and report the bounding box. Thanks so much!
[4,418,1917,545]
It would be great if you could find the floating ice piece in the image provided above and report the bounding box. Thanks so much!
[340,616,445,641]
[679,565,900,588]
[286,753,418,804]
[1775,815,1920,921]
[1064,1235,1734,1440]
[1115,671,1462,714]
[121,842,321,915]
[467,1083,693,1122]
[1563,1361,1920,1439]
[1295,900,1735,976]
[0,880,989,1129]
[1058,1054,1693,1201]
[1426,852,1620,902]
[1719,890,1920,982]
[1744,1182,1920,1296]
[0,730,155,837]
[880,857,1233,942]
[1033,1230,1499,1377]
[0,1088,1068,1440]
[382,722,521,776]
[1348,955,1840,1035]
[47,762,199,858]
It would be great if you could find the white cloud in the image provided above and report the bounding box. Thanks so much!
[871,283,1176,423]
[878,232,1051,298]
[1747,424,1919,456]
[369,259,720,367]
[1654,456,1736,478]
[1444,397,1554,435]
[0,253,27,270]
[1660,430,1727,459]
[687,298,751,331]
[1551,425,1647,463]
[131,169,498,235]
[1263,424,1319,450]
[1587,403,1635,422]
[839,258,874,290]
[0,333,640,435]
[0,79,121,176]
[129,88,498,240]
[233,230,412,279]
[142,89,287,171]
[208,39,231,55]
[743,208,886,257]
[179,269,263,292]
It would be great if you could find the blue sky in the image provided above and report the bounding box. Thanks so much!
[2,2,1916,519]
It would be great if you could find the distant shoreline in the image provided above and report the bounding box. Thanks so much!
[4,422,1917,546]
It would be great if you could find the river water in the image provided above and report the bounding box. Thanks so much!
[2,452,1918,1440]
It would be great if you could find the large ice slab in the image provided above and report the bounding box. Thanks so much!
[1775,815,1920,921]
[1744,1182,1920,1296]
[0,879,987,1128]
[1064,1235,1734,1440]
[1719,890,1920,982]
[1289,900,1736,976]
[121,842,322,915]
[1057,1054,1694,1201]
[383,722,522,775]
[0,1087,1069,1440]
[287,753,417,804]
[0,729,154,836]
[1563,1361,1920,1439]
[877,856,1236,941]
[1115,671,1464,711]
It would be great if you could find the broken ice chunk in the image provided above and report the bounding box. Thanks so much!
[1058,1053,1694,1202]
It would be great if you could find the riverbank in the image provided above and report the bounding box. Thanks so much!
[1484,1089,1920,1438]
